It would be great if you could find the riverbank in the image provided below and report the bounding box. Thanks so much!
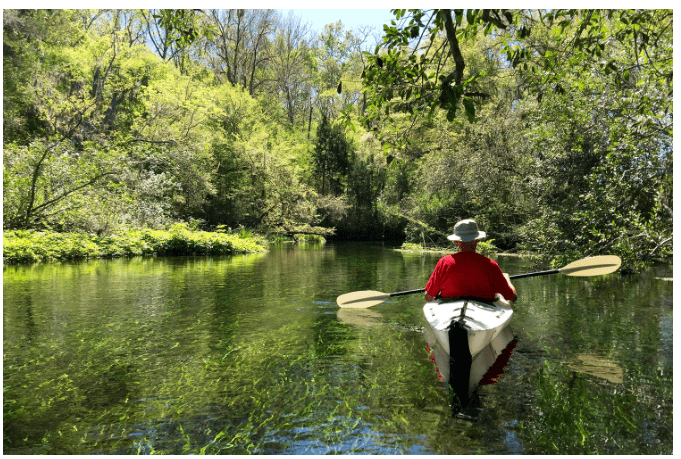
[3,224,268,264]
[394,241,512,259]
[394,242,671,273]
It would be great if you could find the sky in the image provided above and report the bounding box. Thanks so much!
[280,9,395,34]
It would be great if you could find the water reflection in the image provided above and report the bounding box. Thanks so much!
[3,245,672,454]
[568,354,624,384]
[336,308,384,328]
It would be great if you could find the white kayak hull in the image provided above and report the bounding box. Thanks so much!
[423,298,515,401]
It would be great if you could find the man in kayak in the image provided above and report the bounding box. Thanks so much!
[424,219,517,305]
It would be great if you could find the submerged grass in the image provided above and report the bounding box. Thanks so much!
[3,223,267,263]
[3,309,443,454]
[520,358,672,454]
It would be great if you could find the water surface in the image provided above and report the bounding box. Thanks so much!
[3,243,672,454]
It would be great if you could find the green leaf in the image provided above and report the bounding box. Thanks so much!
[463,98,475,122]
[455,9,463,26]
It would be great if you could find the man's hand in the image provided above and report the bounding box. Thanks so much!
[503,272,517,298]
[493,293,512,308]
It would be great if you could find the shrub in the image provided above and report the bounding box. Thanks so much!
[3,227,267,264]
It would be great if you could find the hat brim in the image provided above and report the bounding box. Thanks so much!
[447,231,486,242]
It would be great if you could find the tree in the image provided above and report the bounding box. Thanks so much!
[362,9,672,132]
[205,9,277,95]
[3,140,122,231]
[3,9,83,143]
[311,112,351,196]
[313,21,365,117]
[141,8,215,63]
[270,11,315,126]
[514,10,673,272]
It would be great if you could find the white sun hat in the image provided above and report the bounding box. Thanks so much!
[447,219,486,242]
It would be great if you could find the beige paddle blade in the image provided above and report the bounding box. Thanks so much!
[559,255,621,277]
[336,290,390,309]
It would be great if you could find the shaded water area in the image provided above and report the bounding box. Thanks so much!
[3,243,672,454]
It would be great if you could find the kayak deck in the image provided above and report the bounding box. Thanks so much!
[423,298,513,356]
[423,298,515,402]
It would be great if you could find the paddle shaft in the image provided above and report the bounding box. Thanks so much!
[390,288,426,297]
[386,269,560,298]
[508,269,559,280]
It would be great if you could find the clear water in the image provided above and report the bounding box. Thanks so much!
[3,242,673,454]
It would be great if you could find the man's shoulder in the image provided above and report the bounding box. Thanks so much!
[479,253,500,266]
[438,253,456,264]
[465,252,500,266]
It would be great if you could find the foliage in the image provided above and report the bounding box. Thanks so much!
[399,242,424,252]
[151,9,216,50]
[3,10,85,143]
[3,140,123,231]
[475,239,499,258]
[3,225,267,263]
[515,10,672,273]
[311,111,352,196]
[2,8,672,269]
[362,9,671,130]
[398,239,498,258]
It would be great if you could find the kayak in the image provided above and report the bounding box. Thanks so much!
[423,297,515,403]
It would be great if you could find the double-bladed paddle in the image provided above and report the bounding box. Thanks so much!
[336,255,621,309]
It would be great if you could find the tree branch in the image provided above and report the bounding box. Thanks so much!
[129,138,178,145]
[30,171,119,217]
[441,10,465,87]
[650,236,672,255]
[24,141,60,227]
[481,9,509,30]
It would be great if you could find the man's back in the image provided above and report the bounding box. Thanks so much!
[424,252,516,301]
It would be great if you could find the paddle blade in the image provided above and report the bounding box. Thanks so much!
[559,255,621,277]
[336,290,390,309]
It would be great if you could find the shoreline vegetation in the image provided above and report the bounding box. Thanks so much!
[395,241,671,269]
[2,224,270,264]
[4,231,671,267]
[396,240,503,259]
[2,10,671,274]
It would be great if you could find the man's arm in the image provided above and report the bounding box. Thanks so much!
[501,272,517,302]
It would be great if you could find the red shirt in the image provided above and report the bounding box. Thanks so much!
[424,252,517,302]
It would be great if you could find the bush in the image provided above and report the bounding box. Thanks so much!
[398,239,498,258]
[3,226,267,264]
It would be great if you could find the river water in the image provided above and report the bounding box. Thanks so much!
[3,242,673,454]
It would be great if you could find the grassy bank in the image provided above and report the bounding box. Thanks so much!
[396,240,502,258]
[3,224,267,264]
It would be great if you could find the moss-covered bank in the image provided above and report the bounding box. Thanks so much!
[3,224,267,264]
[396,240,501,258]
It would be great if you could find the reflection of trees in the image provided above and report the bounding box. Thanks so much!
[2,247,672,453]
[512,272,671,367]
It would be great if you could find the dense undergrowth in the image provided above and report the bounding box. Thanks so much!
[3,224,267,264]
[398,240,500,258]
